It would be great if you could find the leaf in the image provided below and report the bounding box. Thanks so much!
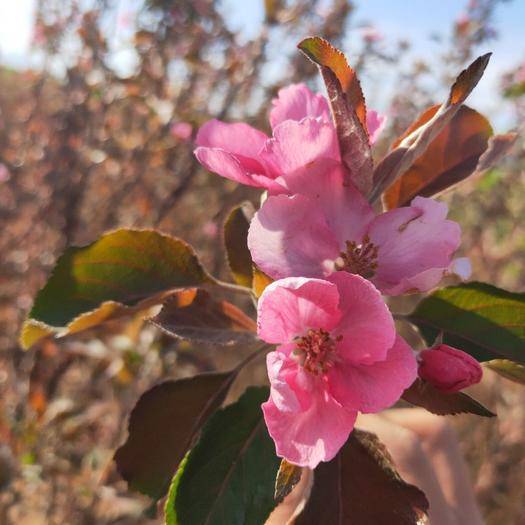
[486,359,525,385]
[473,132,518,174]
[296,429,429,524]
[166,386,280,525]
[274,459,303,504]
[371,53,491,202]
[402,378,495,417]
[383,105,492,208]
[152,288,257,346]
[252,265,273,298]
[298,37,373,196]
[409,282,525,364]
[223,202,255,288]
[20,229,214,349]
[114,372,235,501]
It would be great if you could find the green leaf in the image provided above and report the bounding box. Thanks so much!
[114,372,235,501]
[223,202,255,288]
[409,282,525,364]
[152,288,257,346]
[296,429,428,524]
[486,359,525,385]
[402,378,495,417]
[20,229,214,349]
[274,459,303,504]
[298,37,373,196]
[166,387,280,525]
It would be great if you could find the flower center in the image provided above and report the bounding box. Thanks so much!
[335,234,378,279]
[294,328,340,375]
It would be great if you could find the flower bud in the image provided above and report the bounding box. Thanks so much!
[418,344,482,393]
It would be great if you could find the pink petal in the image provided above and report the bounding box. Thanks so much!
[379,267,449,296]
[266,349,316,412]
[262,391,357,468]
[260,118,340,180]
[366,110,387,144]
[328,272,395,364]
[248,194,340,281]
[328,335,417,413]
[269,83,330,129]
[310,167,374,246]
[257,277,341,344]
[195,119,268,158]
[369,197,461,295]
[195,147,285,191]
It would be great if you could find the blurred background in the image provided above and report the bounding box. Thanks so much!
[0,0,524,523]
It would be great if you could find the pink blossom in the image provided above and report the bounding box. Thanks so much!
[258,274,417,467]
[194,84,385,193]
[360,25,383,44]
[170,121,193,141]
[202,220,219,238]
[516,62,525,83]
[248,177,469,296]
[418,344,482,393]
[0,164,10,183]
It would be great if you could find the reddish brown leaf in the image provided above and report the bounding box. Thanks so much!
[384,105,492,208]
[296,429,429,524]
[152,288,257,346]
[449,53,492,105]
[298,37,367,129]
[402,378,495,417]
[474,132,518,174]
[371,53,491,202]
[114,372,236,500]
[298,37,373,195]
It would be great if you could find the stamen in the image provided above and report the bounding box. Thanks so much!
[294,328,339,375]
[335,234,379,279]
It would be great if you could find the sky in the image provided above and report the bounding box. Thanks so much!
[0,0,524,129]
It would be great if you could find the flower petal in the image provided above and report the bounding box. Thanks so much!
[369,197,461,295]
[195,147,285,191]
[262,391,357,468]
[311,167,374,246]
[269,84,330,129]
[248,194,340,281]
[266,349,314,411]
[195,119,268,158]
[328,272,395,364]
[257,277,341,343]
[366,110,387,144]
[328,335,417,412]
[260,118,340,180]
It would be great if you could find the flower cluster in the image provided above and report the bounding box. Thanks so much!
[195,83,482,467]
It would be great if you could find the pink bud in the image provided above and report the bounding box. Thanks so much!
[418,344,482,393]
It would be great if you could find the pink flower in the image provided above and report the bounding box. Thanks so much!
[258,274,417,467]
[418,344,482,393]
[194,84,385,194]
[170,121,193,141]
[360,25,383,44]
[248,178,470,296]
